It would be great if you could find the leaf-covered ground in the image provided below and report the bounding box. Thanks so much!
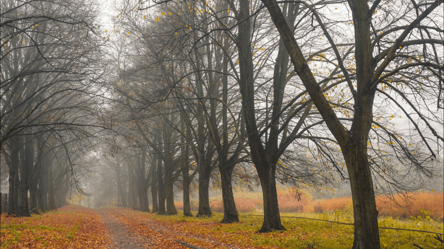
[116,208,443,249]
[1,206,110,248]
[2,205,443,248]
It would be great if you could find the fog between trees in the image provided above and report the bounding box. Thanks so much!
[1,1,443,249]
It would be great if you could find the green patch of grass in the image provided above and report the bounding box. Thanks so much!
[136,209,443,248]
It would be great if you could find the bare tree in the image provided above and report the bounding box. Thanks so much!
[261,0,443,247]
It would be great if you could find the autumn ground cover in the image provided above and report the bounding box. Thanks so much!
[118,207,443,249]
[0,206,111,248]
[170,190,443,248]
[1,201,442,248]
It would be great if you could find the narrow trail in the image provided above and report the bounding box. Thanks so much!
[104,208,237,249]
[99,209,152,248]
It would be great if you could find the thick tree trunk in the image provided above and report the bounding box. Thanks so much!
[219,164,238,223]
[257,165,284,232]
[8,140,20,216]
[344,141,380,248]
[196,171,211,217]
[129,169,138,209]
[165,181,177,215]
[138,188,150,212]
[18,136,32,217]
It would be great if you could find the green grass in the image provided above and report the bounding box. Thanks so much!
[136,208,443,248]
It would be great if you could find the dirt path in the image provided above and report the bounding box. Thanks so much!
[99,209,152,248]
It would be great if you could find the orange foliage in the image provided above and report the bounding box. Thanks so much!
[375,192,443,220]
[315,197,352,213]
[176,190,443,220]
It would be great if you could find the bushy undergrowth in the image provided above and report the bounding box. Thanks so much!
[176,189,443,221]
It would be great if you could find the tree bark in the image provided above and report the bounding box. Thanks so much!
[343,143,380,248]
[29,175,38,213]
[151,162,158,212]
[17,135,32,217]
[219,163,238,223]
[196,169,211,217]
[257,165,284,232]
[157,131,166,214]
[181,113,192,216]
[8,139,20,216]
[165,180,177,215]
[259,0,386,245]
[37,144,48,213]
[48,163,56,210]
[137,146,150,212]
[236,0,285,231]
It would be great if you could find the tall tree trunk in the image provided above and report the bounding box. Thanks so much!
[17,135,32,217]
[138,147,150,212]
[37,148,48,213]
[344,122,380,247]
[219,162,238,223]
[8,139,20,216]
[29,175,38,213]
[196,163,212,217]
[151,162,158,212]
[128,165,138,209]
[48,163,56,210]
[236,0,285,231]
[218,29,239,223]
[181,113,192,216]
[257,165,283,232]
[165,180,177,215]
[157,132,166,214]
[29,136,39,213]
[117,165,123,206]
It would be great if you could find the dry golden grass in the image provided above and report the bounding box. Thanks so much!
[176,189,443,221]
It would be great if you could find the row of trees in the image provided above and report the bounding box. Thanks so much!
[2,1,442,249]
[94,1,442,249]
[1,0,107,216]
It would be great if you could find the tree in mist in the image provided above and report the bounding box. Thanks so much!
[261,0,443,247]
[1,0,106,217]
